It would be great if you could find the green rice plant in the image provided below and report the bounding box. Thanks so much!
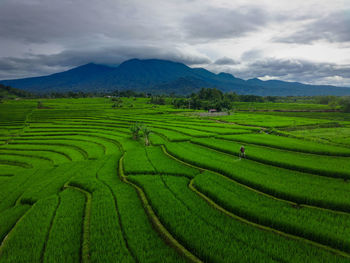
[0,196,59,263]
[193,171,350,252]
[216,133,350,156]
[129,175,350,263]
[24,126,121,134]
[0,164,25,175]
[11,138,104,159]
[0,154,51,169]
[289,127,350,146]
[18,162,86,204]
[43,188,85,263]
[150,124,213,137]
[149,132,168,145]
[123,147,156,175]
[89,182,135,262]
[149,121,252,135]
[172,124,253,135]
[0,149,69,165]
[150,127,190,141]
[228,102,333,111]
[2,97,350,262]
[7,141,89,160]
[50,120,131,130]
[0,144,84,162]
[146,146,199,177]
[191,137,350,179]
[97,154,187,263]
[0,102,35,124]
[0,205,31,242]
[214,113,331,128]
[0,177,10,190]
[16,134,121,155]
[66,158,135,263]
[164,142,350,212]
[0,169,39,211]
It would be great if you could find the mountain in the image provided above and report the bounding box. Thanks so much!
[1,58,350,96]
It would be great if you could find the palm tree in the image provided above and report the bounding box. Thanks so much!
[141,126,151,146]
[130,122,140,140]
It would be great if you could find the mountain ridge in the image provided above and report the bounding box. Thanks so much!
[1,58,350,96]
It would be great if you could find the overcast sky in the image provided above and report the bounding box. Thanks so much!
[1,0,350,86]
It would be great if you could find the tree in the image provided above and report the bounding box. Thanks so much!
[141,125,151,146]
[265,96,277,102]
[37,101,44,109]
[150,96,165,105]
[339,97,350,113]
[130,123,141,140]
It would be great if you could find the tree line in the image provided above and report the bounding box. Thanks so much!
[2,84,350,112]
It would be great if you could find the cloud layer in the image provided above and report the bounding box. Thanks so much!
[0,0,349,86]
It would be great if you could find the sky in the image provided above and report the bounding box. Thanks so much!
[0,0,350,86]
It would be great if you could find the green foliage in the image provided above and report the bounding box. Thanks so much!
[123,147,156,174]
[129,175,348,263]
[150,96,166,105]
[164,141,350,212]
[97,155,186,262]
[339,97,350,112]
[43,188,85,263]
[193,171,350,253]
[1,97,350,262]
[191,137,350,179]
[130,122,141,140]
[146,146,199,177]
[0,196,59,263]
[141,125,151,146]
[0,84,32,99]
[37,101,44,109]
[216,133,350,156]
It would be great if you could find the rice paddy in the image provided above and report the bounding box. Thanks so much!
[1,98,350,262]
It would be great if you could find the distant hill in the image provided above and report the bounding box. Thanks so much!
[1,58,350,96]
[0,84,32,99]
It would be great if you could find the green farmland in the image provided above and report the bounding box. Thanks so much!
[1,98,350,263]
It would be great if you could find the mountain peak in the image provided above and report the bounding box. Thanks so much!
[217,72,236,79]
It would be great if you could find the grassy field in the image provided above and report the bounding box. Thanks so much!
[0,97,350,262]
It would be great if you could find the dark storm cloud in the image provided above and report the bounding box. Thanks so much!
[0,0,180,52]
[274,10,350,44]
[183,7,268,40]
[0,46,211,80]
[0,1,100,43]
[214,57,240,65]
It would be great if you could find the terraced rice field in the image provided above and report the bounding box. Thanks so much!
[1,98,350,263]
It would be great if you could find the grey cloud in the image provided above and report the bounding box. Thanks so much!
[0,57,66,80]
[0,46,211,79]
[0,0,177,45]
[214,57,240,65]
[274,10,350,44]
[241,49,264,61]
[183,7,268,40]
[230,58,350,86]
[0,0,349,87]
